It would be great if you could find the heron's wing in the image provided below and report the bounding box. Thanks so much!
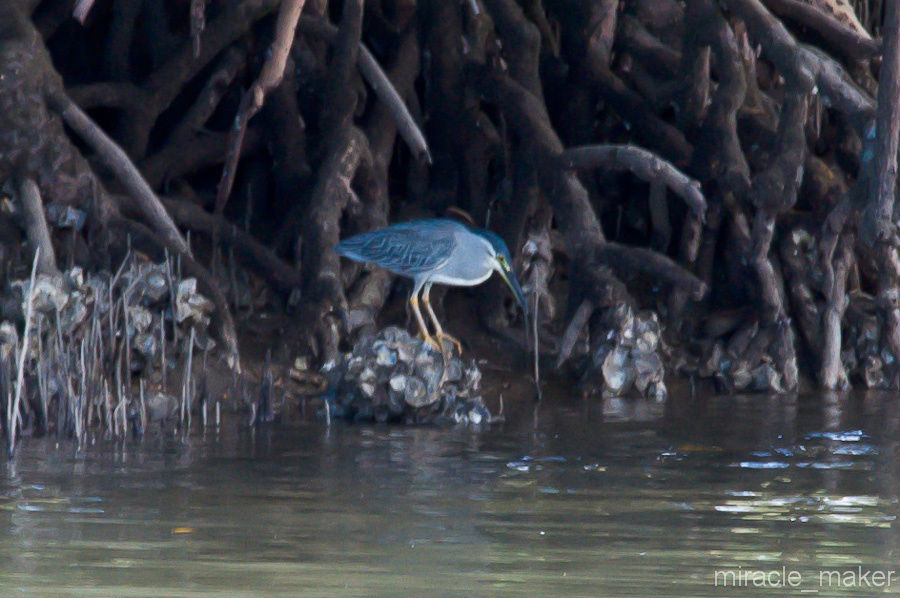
[336,225,455,274]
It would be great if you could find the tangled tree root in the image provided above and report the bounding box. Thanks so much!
[2,0,900,437]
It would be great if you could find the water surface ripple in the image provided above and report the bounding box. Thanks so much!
[1,391,899,597]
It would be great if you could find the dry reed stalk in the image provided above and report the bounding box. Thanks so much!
[8,249,40,454]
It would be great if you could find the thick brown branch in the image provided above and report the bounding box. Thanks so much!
[722,0,816,91]
[68,82,144,110]
[141,129,264,188]
[15,177,58,276]
[162,198,302,292]
[300,0,366,362]
[723,0,874,132]
[619,15,682,78]
[298,16,430,162]
[165,47,246,148]
[589,67,693,167]
[559,144,707,217]
[858,0,900,386]
[597,243,707,297]
[687,0,750,193]
[760,0,879,59]
[48,92,190,256]
[483,0,544,98]
[215,0,307,214]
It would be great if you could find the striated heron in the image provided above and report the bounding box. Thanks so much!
[336,219,528,353]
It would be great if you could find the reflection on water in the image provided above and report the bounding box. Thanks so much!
[1,391,899,597]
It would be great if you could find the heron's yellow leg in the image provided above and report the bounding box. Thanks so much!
[410,293,440,352]
[422,283,463,355]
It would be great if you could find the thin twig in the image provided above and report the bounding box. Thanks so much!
[9,249,40,454]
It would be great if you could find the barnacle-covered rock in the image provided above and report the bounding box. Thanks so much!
[175,278,214,326]
[133,332,158,360]
[581,305,668,402]
[126,305,153,336]
[328,326,493,424]
[146,391,179,422]
[5,258,220,396]
[45,203,86,230]
[0,321,17,361]
[13,274,69,315]
[58,289,88,333]
[601,345,632,395]
[119,263,170,306]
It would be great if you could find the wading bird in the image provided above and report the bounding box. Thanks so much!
[336,219,528,353]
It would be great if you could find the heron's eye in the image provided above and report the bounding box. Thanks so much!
[497,256,509,269]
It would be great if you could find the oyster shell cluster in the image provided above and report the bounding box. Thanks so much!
[843,291,893,389]
[326,327,492,424]
[581,304,667,402]
[696,331,789,393]
[0,259,214,374]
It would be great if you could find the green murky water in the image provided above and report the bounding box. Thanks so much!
[1,392,898,596]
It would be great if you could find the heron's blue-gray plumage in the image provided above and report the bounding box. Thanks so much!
[336,218,527,315]
[335,220,457,276]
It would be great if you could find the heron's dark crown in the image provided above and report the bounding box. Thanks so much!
[473,228,513,261]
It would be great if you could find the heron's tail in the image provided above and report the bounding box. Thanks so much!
[334,236,367,263]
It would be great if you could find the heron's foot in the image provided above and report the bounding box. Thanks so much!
[435,332,463,356]
[418,333,443,353]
